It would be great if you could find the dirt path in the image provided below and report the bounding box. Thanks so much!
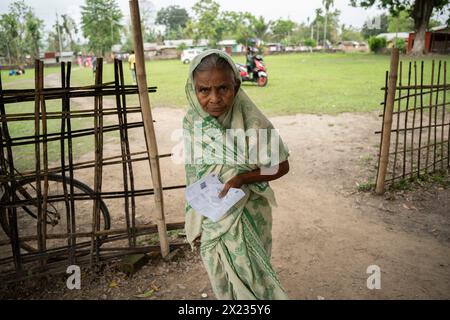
[1,72,449,300]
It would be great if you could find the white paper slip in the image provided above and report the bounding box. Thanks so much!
[185,173,246,222]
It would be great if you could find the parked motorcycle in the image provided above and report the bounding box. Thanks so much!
[236,55,268,87]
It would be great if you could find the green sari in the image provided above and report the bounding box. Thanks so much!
[183,49,290,300]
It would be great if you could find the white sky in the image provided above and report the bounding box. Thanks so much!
[0,0,387,32]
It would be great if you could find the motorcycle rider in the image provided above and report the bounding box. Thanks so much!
[246,46,258,81]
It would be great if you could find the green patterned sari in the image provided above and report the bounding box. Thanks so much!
[183,49,290,300]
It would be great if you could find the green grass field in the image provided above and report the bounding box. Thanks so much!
[2,52,448,171]
[3,53,448,115]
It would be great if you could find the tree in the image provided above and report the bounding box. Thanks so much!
[25,11,44,59]
[190,0,225,47]
[323,0,335,48]
[253,16,270,42]
[290,22,311,45]
[314,8,324,45]
[341,24,364,41]
[350,0,450,54]
[61,14,80,52]
[0,14,18,64]
[0,1,44,63]
[222,11,257,45]
[81,0,123,56]
[361,13,388,38]
[271,19,296,43]
[312,7,341,44]
[156,5,189,37]
[387,10,414,32]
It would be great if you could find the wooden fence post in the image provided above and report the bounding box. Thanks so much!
[129,0,169,257]
[376,48,400,194]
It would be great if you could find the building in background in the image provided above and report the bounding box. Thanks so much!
[407,25,450,54]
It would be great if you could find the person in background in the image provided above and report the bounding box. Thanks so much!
[128,50,136,85]
[92,56,97,78]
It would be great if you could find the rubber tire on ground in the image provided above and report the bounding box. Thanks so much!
[257,76,268,87]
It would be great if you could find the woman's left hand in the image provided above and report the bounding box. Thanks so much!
[219,176,244,198]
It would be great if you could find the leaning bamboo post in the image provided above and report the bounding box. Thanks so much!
[129,0,169,257]
[34,60,45,259]
[376,48,400,194]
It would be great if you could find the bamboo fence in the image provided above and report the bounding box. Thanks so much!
[375,49,450,193]
[0,58,186,282]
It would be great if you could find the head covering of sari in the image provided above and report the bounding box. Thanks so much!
[183,49,290,245]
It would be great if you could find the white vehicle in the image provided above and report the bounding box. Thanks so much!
[181,48,205,64]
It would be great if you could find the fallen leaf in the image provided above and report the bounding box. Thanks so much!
[135,289,154,298]
[109,280,118,288]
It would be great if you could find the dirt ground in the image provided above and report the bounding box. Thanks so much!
[1,77,449,299]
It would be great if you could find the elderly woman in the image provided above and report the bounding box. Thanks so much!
[183,49,290,300]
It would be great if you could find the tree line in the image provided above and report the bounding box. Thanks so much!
[0,0,448,64]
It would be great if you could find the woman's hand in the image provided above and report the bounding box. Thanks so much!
[218,175,244,198]
[217,160,290,199]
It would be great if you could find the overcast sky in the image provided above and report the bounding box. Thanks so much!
[1,0,448,34]
[0,0,389,31]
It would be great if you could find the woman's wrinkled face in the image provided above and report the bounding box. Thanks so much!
[194,67,238,118]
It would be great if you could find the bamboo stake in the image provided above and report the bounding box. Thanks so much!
[118,60,137,247]
[59,62,72,265]
[445,62,449,168]
[425,60,435,173]
[376,71,389,187]
[40,61,49,265]
[410,62,417,179]
[376,48,399,194]
[392,61,402,181]
[66,62,77,264]
[129,0,169,257]
[417,62,424,178]
[402,62,412,179]
[91,57,104,266]
[33,60,45,265]
[0,66,22,272]
[433,61,441,172]
[113,59,132,247]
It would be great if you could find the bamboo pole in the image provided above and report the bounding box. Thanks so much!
[444,62,449,168]
[91,57,104,265]
[392,61,402,181]
[425,60,435,173]
[410,62,417,179]
[418,62,424,178]
[34,60,45,263]
[0,65,22,272]
[376,48,399,194]
[118,60,137,247]
[40,61,49,263]
[113,59,132,247]
[129,0,169,257]
[402,62,412,179]
[433,61,441,172]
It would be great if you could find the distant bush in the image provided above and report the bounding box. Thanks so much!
[368,36,387,53]
[304,38,317,48]
[395,38,406,53]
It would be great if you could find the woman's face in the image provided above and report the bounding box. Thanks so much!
[194,67,238,118]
